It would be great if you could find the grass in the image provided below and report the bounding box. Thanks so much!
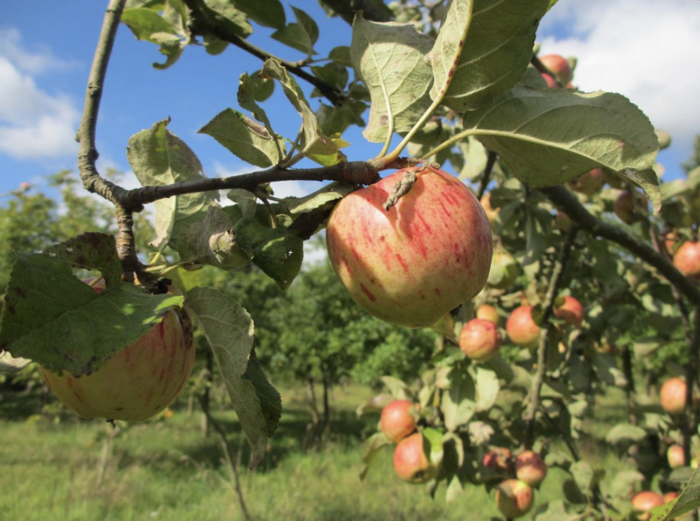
[0,383,631,521]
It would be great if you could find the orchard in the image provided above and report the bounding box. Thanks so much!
[2,0,700,520]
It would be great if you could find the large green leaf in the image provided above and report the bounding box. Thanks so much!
[199,108,284,167]
[650,466,700,520]
[127,119,218,249]
[185,287,281,468]
[201,0,252,38]
[441,368,476,431]
[0,234,183,376]
[462,87,660,210]
[350,16,434,143]
[428,0,549,111]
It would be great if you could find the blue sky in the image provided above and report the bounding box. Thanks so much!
[1,0,698,201]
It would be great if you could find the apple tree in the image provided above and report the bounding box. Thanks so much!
[1,0,700,519]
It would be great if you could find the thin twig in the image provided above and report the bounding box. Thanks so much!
[476,151,497,200]
[530,54,564,88]
[523,226,579,449]
[183,0,345,106]
[199,395,254,521]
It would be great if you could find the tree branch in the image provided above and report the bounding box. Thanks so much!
[541,186,700,306]
[523,225,579,449]
[476,151,497,200]
[183,0,345,107]
[77,0,143,280]
[117,157,419,212]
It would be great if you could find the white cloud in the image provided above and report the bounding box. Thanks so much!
[538,0,700,154]
[0,31,80,160]
[0,28,80,75]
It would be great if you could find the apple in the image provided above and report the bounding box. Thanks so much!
[631,491,665,521]
[660,377,688,415]
[506,306,541,349]
[482,447,513,474]
[595,342,616,355]
[539,54,572,84]
[554,296,584,327]
[393,432,438,483]
[40,279,194,422]
[569,168,605,196]
[459,318,502,362]
[656,129,672,150]
[663,491,679,503]
[614,191,648,225]
[515,450,547,487]
[667,444,685,469]
[326,167,493,328]
[476,304,500,325]
[555,211,571,232]
[674,242,700,279]
[380,400,417,443]
[541,73,558,89]
[495,479,534,519]
[480,192,499,225]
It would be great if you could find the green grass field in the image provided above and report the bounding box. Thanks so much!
[0,384,630,521]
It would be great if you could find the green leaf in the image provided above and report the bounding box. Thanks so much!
[168,266,202,295]
[227,189,257,218]
[532,500,568,520]
[360,432,392,479]
[261,59,341,157]
[0,234,183,376]
[311,63,348,92]
[441,368,476,431]
[523,207,550,266]
[457,136,488,180]
[127,119,218,250]
[316,100,367,136]
[121,8,176,40]
[270,7,319,55]
[473,366,499,412]
[233,218,303,290]
[428,0,549,111]
[201,0,252,38]
[605,423,647,445]
[445,476,464,504]
[199,108,284,167]
[234,0,285,29]
[520,66,551,90]
[283,182,355,215]
[660,179,688,202]
[0,351,31,375]
[381,375,412,401]
[350,16,434,143]
[185,287,280,468]
[652,466,700,520]
[176,206,251,270]
[329,46,352,67]
[237,71,282,157]
[462,87,660,210]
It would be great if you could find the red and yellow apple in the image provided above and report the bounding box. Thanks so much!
[663,491,679,503]
[393,432,438,483]
[569,168,605,196]
[326,167,493,328]
[495,479,534,519]
[380,400,417,443]
[482,447,513,474]
[554,296,584,328]
[506,306,542,349]
[459,318,502,362]
[667,444,685,469]
[515,450,547,487]
[660,377,688,415]
[631,491,665,521]
[476,304,500,325]
[539,54,572,84]
[614,191,648,225]
[674,242,700,280]
[40,279,194,422]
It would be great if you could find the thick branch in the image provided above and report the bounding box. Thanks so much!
[77,0,142,279]
[542,186,700,306]
[183,0,345,106]
[523,226,579,449]
[117,157,418,212]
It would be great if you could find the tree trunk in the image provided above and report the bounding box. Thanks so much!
[322,370,331,431]
[621,346,637,424]
[200,350,214,437]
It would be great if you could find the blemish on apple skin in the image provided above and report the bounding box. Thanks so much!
[360,283,377,303]
[395,254,409,273]
[434,288,441,297]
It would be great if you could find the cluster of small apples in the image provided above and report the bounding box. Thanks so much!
[482,447,548,518]
[380,400,438,483]
[630,490,677,521]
